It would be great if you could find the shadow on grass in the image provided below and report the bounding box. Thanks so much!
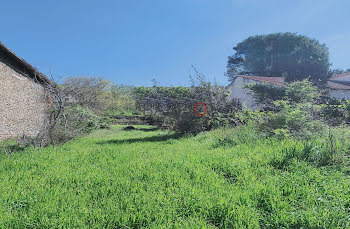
[96,133,183,145]
[134,127,160,132]
[122,126,160,132]
[0,143,26,155]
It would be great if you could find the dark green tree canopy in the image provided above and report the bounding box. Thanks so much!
[227,33,330,83]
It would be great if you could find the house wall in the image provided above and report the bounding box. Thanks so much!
[229,76,350,109]
[330,90,350,100]
[331,75,350,82]
[0,57,50,140]
[228,77,261,110]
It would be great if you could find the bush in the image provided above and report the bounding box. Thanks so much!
[134,73,242,134]
[47,105,108,145]
[285,79,320,103]
[244,84,286,108]
[62,76,113,112]
[246,79,328,138]
[38,77,137,145]
[261,100,326,138]
[233,108,265,125]
[62,76,136,117]
[320,99,350,126]
[245,78,321,108]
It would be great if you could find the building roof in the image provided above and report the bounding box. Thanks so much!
[327,81,350,90]
[237,75,285,86]
[232,74,350,91]
[327,72,350,90]
[0,41,52,86]
[329,72,350,79]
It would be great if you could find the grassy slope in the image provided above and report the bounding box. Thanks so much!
[0,125,350,228]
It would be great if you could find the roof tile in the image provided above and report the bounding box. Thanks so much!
[330,72,350,79]
[237,75,285,86]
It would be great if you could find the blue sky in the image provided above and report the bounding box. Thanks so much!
[1,0,349,86]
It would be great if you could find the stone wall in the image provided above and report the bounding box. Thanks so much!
[0,57,50,140]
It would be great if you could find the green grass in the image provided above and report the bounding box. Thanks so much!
[105,109,143,118]
[1,125,350,228]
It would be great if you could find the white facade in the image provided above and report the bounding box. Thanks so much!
[229,74,350,110]
[228,77,262,109]
[329,90,350,100]
[327,74,350,99]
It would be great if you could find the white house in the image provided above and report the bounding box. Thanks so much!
[327,73,350,99]
[228,73,350,109]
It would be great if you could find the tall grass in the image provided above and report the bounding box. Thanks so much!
[0,125,350,228]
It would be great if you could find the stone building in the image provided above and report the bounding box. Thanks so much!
[0,41,53,140]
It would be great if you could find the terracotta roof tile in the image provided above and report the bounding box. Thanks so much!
[330,72,350,79]
[230,74,350,91]
[327,81,350,90]
[237,75,285,86]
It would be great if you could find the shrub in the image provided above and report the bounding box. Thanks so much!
[61,76,136,116]
[244,84,286,108]
[285,79,320,103]
[260,100,326,139]
[234,109,265,125]
[36,77,137,146]
[245,78,321,108]
[320,99,350,126]
[46,105,107,145]
[245,79,328,138]
[134,73,242,134]
[61,76,113,112]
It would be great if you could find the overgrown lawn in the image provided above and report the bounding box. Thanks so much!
[0,125,349,228]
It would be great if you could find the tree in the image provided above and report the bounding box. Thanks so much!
[62,76,113,112]
[227,33,330,83]
[328,68,350,77]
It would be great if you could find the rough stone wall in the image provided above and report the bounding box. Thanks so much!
[0,58,50,140]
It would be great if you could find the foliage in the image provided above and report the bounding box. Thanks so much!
[233,108,265,125]
[106,85,137,116]
[244,83,286,107]
[1,125,350,228]
[320,98,350,125]
[227,32,330,83]
[328,68,350,77]
[261,101,326,139]
[47,105,108,144]
[61,77,136,115]
[285,78,320,103]
[134,74,241,133]
[38,76,137,145]
[244,79,321,109]
[62,76,113,112]
[245,79,327,138]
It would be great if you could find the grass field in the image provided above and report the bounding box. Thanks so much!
[1,125,350,228]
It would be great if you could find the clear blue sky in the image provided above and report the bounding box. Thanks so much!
[1,0,349,86]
